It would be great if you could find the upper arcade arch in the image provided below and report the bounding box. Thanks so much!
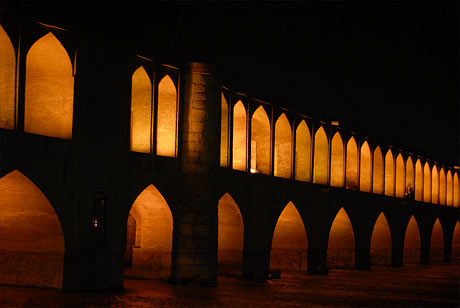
[423,162,432,203]
[439,168,446,205]
[274,113,292,179]
[232,100,247,171]
[250,106,271,175]
[130,66,152,154]
[345,137,358,190]
[384,149,395,197]
[415,159,423,201]
[313,126,328,185]
[330,132,344,188]
[156,75,177,157]
[294,120,311,182]
[395,153,405,198]
[372,146,384,194]
[359,141,372,192]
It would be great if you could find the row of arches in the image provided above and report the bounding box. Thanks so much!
[220,96,460,207]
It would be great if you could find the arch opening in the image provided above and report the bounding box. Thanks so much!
[423,162,431,203]
[232,101,247,171]
[220,93,229,167]
[384,150,395,196]
[430,219,444,262]
[395,154,405,198]
[294,120,311,182]
[446,170,453,206]
[313,126,328,185]
[415,159,423,201]
[0,170,64,288]
[345,137,358,190]
[274,114,292,179]
[452,222,460,262]
[406,157,415,199]
[250,106,270,175]
[454,172,459,207]
[328,208,355,268]
[370,212,392,265]
[404,216,421,264]
[431,166,439,204]
[359,141,371,192]
[130,66,152,153]
[156,75,177,157]
[0,25,16,130]
[439,168,446,205]
[330,132,344,188]
[372,146,384,194]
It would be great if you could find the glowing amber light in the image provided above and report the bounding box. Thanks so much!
[130,66,152,153]
[395,154,405,198]
[452,222,460,260]
[156,75,177,157]
[415,159,423,201]
[430,219,444,262]
[423,162,432,203]
[384,150,395,196]
[125,184,173,279]
[406,156,415,197]
[370,212,392,265]
[220,93,229,167]
[313,126,328,185]
[439,168,446,205]
[232,101,247,171]
[250,106,270,175]
[25,32,74,139]
[372,146,384,194]
[345,137,358,190]
[454,172,459,207]
[0,170,64,288]
[359,141,372,192]
[446,170,453,206]
[270,202,308,271]
[330,132,344,188]
[274,113,292,179]
[431,165,439,204]
[404,216,421,263]
[328,208,355,268]
[0,25,15,130]
[218,193,244,275]
[294,120,311,182]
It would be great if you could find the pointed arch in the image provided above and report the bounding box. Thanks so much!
[220,93,229,167]
[431,165,439,204]
[328,208,355,268]
[384,149,395,196]
[446,170,453,206]
[430,219,444,262]
[423,162,432,203]
[156,75,177,157]
[439,168,446,205]
[359,141,372,192]
[415,159,423,201]
[130,66,152,153]
[452,222,460,262]
[251,106,270,174]
[404,216,421,263]
[295,120,311,182]
[232,100,247,171]
[330,132,344,187]
[274,113,292,179]
[406,156,415,198]
[270,202,308,271]
[395,154,405,198]
[218,193,244,275]
[345,137,358,190]
[454,172,459,207]
[313,126,328,185]
[372,146,384,194]
[125,184,173,279]
[0,170,64,288]
[25,32,74,139]
[370,212,392,265]
[0,25,16,129]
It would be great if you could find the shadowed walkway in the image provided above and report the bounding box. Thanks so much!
[0,262,458,307]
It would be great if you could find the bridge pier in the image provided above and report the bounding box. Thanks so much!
[307,248,328,275]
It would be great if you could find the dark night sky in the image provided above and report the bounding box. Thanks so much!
[4,1,460,165]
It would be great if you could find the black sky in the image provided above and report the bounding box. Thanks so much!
[4,0,459,165]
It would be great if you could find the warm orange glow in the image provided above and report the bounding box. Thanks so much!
[430,219,444,262]
[359,141,372,192]
[313,126,328,185]
[395,154,405,198]
[156,75,177,157]
[130,66,152,153]
[330,132,344,187]
[232,101,247,171]
[446,170,453,206]
[370,212,392,265]
[328,208,355,268]
[0,170,64,288]
[124,184,173,279]
[431,165,439,204]
[270,202,308,271]
[25,32,74,139]
[384,150,394,196]
[452,222,460,261]
[220,93,229,167]
[218,193,244,275]
[295,120,311,182]
[423,162,432,203]
[274,114,292,179]
[345,137,358,190]
[415,159,423,201]
[454,172,459,207]
[404,216,421,263]
[372,146,384,194]
[250,106,270,174]
[439,168,446,205]
[0,25,15,130]
[406,156,415,198]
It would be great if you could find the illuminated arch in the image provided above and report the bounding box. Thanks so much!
[446,170,453,206]
[250,106,270,175]
[313,126,328,185]
[232,101,247,171]
[124,184,173,279]
[370,212,392,265]
[430,219,444,262]
[295,120,311,182]
[218,193,244,275]
[406,156,415,198]
[330,132,344,188]
[328,208,355,268]
[156,75,177,157]
[130,66,152,153]
[395,154,405,198]
[25,32,74,139]
[345,137,358,190]
[372,146,384,194]
[0,25,15,129]
[423,162,431,203]
[359,141,371,192]
[439,168,446,205]
[415,159,423,201]
[404,216,421,263]
[454,172,459,207]
[270,202,308,271]
[220,93,229,167]
[0,170,64,288]
[384,149,395,196]
[452,222,460,261]
[431,165,439,204]
[274,114,292,179]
